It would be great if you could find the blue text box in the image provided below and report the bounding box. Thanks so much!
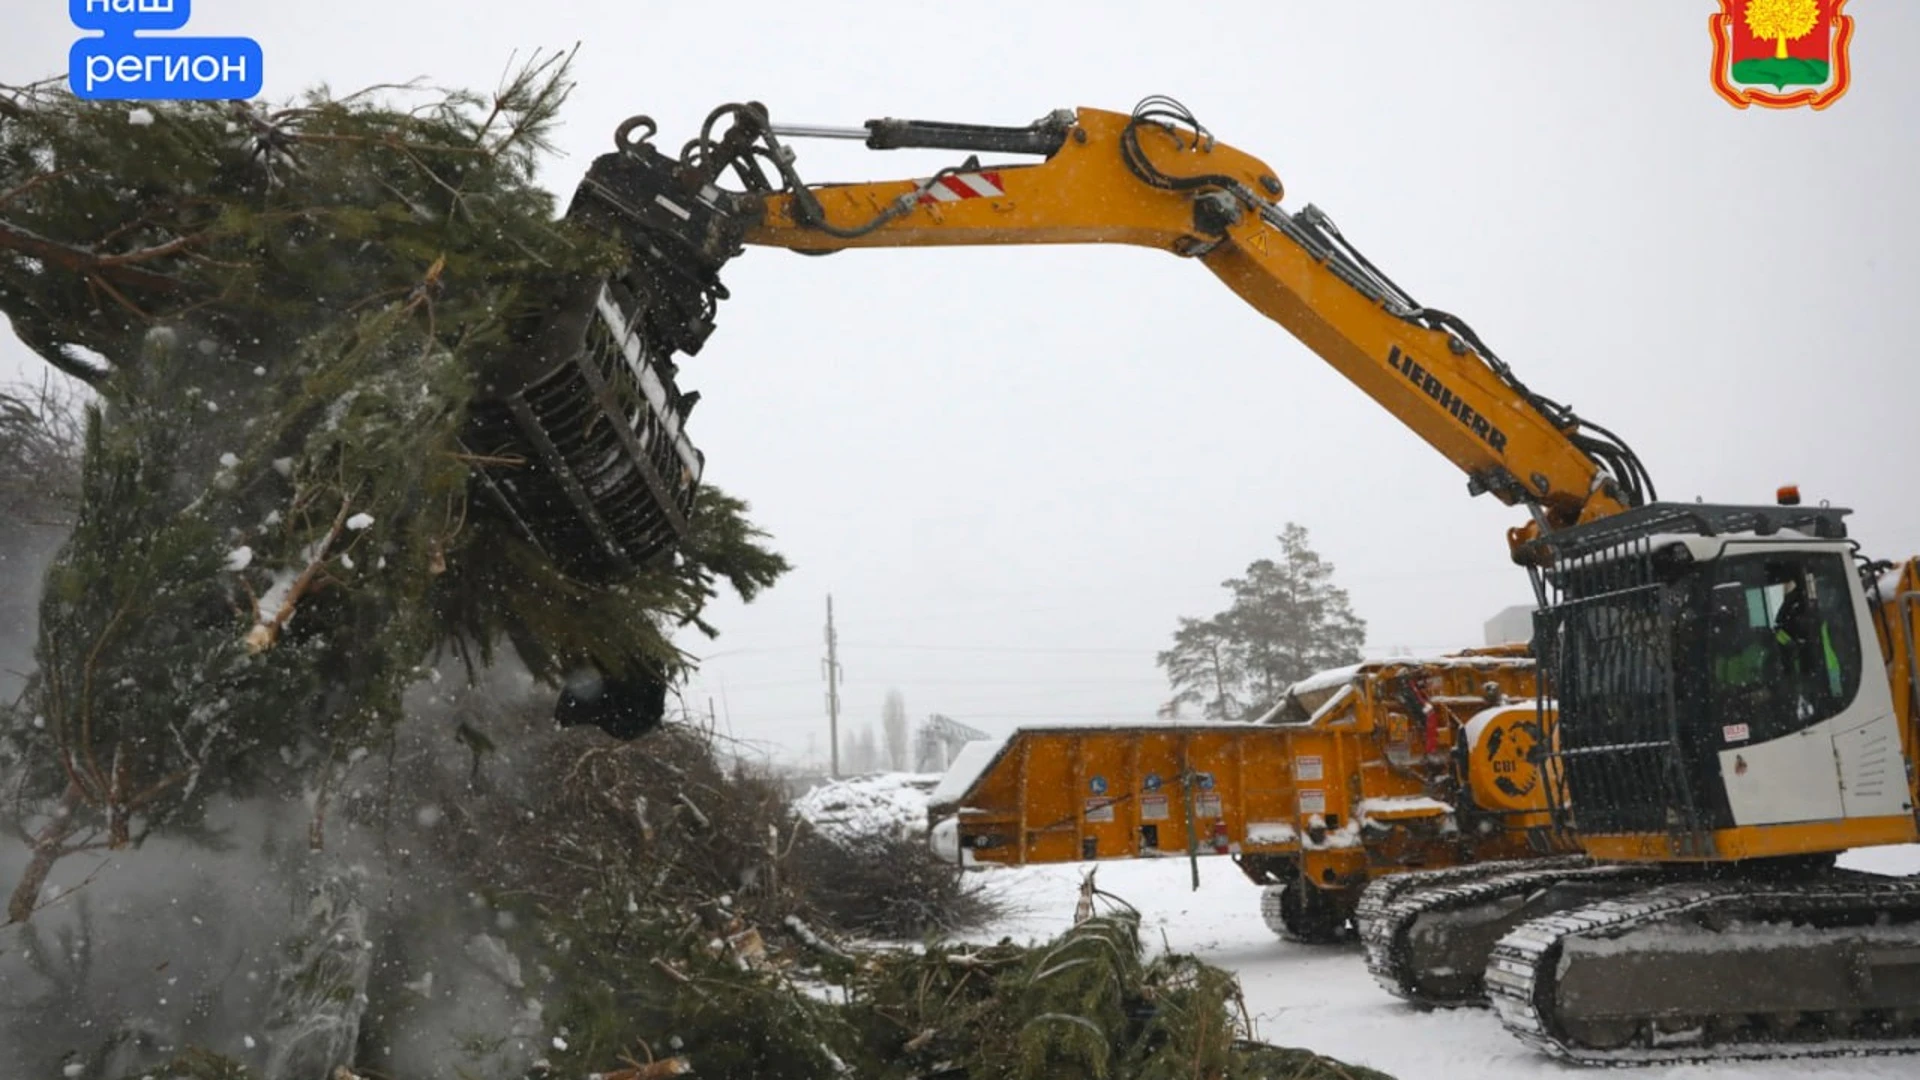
[70,0,193,34]
[70,36,263,100]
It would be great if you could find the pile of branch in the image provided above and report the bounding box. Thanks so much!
[785,828,996,940]
[78,700,1392,1080]
[470,709,999,946]
[453,706,1386,1078]
[845,892,1398,1080]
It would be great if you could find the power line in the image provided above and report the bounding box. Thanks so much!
[854,675,1170,687]
[687,645,817,661]
[687,675,1171,691]
[825,566,1522,632]
[702,711,1160,726]
[839,643,1159,655]
[696,640,1486,671]
[942,712,1160,721]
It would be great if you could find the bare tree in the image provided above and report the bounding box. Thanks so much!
[881,689,909,772]
[0,375,85,705]
[0,374,85,525]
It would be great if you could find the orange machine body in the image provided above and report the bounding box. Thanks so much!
[931,647,1569,914]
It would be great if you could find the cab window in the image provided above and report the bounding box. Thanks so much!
[1703,551,1861,743]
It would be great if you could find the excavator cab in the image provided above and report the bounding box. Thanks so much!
[1526,502,1913,863]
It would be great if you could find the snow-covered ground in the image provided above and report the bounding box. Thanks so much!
[962,845,1920,1080]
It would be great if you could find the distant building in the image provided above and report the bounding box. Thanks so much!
[1485,604,1535,647]
[914,714,991,773]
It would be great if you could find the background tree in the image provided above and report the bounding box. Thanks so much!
[1223,523,1368,705]
[1157,523,1366,721]
[1156,614,1245,723]
[843,723,880,774]
[0,377,82,524]
[0,377,83,704]
[881,688,909,771]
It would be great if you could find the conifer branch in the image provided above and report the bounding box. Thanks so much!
[93,230,206,267]
[4,313,112,384]
[0,169,73,210]
[0,217,189,295]
[246,494,355,654]
[83,271,155,321]
[6,783,86,924]
[76,598,135,802]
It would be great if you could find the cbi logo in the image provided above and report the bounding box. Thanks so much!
[1709,0,1854,110]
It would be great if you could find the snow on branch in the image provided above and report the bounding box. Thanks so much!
[245,495,354,654]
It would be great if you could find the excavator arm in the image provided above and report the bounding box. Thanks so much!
[575,98,1652,560]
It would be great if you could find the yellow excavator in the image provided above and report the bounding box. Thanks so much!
[564,97,1920,1063]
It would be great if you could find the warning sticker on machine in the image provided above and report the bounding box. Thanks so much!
[1296,755,1324,782]
[1722,723,1750,744]
[1140,794,1169,821]
[1195,793,1223,818]
[1084,797,1115,823]
[1299,789,1327,815]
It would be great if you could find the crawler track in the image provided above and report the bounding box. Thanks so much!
[1259,882,1347,944]
[1487,872,1920,1064]
[1356,855,1646,1007]
[1259,883,1292,940]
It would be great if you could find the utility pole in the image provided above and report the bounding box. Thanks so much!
[823,594,843,778]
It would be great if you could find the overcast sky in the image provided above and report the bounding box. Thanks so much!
[4,2,1917,770]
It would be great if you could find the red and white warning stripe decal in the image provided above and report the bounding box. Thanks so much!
[917,171,1006,204]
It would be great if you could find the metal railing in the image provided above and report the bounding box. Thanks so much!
[1536,536,1707,842]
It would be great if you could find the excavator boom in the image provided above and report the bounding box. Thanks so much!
[733,103,1644,542]
[574,99,1649,558]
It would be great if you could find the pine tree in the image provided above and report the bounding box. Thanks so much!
[1222,523,1368,706]
[1155,614,1245,722]
[1157,523,1366,721]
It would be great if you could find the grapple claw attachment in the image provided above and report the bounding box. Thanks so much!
[463,122,747,584]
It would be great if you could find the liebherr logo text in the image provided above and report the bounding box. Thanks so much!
[69,0,264,101]
[1387,345,1508,455]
